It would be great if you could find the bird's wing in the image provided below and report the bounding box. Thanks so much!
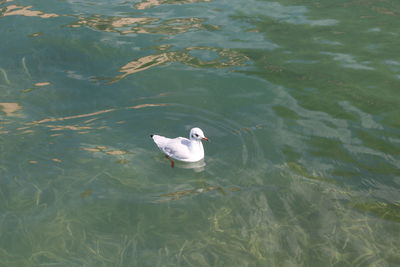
[152,136,191,160]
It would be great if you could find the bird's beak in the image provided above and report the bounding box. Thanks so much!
[202,137,209,141]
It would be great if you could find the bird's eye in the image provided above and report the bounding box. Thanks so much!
[193,134,199,138]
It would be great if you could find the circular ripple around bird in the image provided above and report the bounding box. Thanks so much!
[130,103,266,170]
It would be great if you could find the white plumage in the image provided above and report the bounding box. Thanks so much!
[151,127,208,163]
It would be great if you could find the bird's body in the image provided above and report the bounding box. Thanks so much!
[151,128,208,163]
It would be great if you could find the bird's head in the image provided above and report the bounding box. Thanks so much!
[190,127,208,141]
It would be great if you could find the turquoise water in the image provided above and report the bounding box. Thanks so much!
[1,0,400,265]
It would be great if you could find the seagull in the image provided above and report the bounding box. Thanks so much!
[150,127,208,167]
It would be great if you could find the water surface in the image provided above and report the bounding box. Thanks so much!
[1,0,400,266]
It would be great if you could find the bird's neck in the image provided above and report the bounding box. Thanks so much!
[190,139,203,149]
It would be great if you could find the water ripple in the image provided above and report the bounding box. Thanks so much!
[109,47,249,82]
[135,0,211,10]
[1,3,59,18]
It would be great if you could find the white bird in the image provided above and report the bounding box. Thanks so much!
[150,127,208,167]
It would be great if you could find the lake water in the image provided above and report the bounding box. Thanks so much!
[1,0,400,266]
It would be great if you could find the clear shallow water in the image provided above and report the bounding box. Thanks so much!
[1,0,400,265]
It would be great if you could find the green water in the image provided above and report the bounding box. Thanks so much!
[1,0,400,266]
